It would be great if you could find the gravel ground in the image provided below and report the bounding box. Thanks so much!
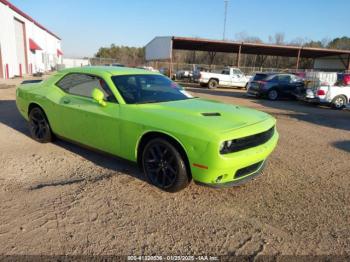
[0,84,349,258]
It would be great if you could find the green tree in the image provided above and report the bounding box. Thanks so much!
[95,45,145,66]
[327,37,350,50]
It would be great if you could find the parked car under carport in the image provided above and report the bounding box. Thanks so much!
[247,73,305,100]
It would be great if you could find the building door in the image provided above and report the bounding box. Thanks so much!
[14,18,28,76]
[0,45,3,79]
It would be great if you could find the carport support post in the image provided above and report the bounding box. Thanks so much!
[169,40,174,78]
[236,44,242,67]
[296,48,301,70]
[208,52,217,70]
[347,54,350,72]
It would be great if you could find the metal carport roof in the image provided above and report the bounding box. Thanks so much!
[145,36,350,72]
[171,36,350,59]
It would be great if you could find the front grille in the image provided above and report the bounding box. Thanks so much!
[221,126,275,154]
[235,161,263,179]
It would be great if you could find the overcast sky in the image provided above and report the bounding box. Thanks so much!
[10,0,350,57]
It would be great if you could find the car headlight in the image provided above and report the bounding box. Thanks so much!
[220,140,233,154]
[219,126,275,154]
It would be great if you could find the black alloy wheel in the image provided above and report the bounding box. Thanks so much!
[28,107,52,143]
[142,138,189,192]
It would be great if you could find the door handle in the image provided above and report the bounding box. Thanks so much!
[63,98,71,104]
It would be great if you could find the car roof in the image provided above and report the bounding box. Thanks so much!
[58,66,160,76]
[254,72,293,76]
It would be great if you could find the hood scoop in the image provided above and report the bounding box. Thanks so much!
[201,112,221,117]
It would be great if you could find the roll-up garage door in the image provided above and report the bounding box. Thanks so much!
[14,18,27,76]
[0,45,3,79]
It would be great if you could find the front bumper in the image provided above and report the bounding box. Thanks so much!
[196,161,266,188]
[247,88,263,97]
[246,91,259,97]
[190,126,279,187]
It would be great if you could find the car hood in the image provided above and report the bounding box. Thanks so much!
[137,98,272,133]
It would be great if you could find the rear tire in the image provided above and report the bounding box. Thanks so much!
[331,95,347,109]
[267,89,279,100]
[208,79,218,89]
[142,138,189,192]
[28,107,53,143]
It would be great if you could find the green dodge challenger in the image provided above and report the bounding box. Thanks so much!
[16,66,278,192]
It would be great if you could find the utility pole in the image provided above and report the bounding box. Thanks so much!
[223,0,228,40]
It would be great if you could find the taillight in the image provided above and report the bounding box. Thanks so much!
[343,75,350,85]
[317,89,326,96]
[258,80,267,87]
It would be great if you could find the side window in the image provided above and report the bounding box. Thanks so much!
[278,75,291,83]
[232,69,242,75]
[56,73,117,102]
[266,75,277,81]
[290,75,299,82]
[222,70,230,75]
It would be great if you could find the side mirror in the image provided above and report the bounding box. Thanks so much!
[92,88,106,106]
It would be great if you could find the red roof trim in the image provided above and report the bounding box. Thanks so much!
[29,38,42,51]
[0,0,61,40]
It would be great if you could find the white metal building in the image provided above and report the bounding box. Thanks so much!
[62,58,90,69]
[0,0,62,79]
[145,36,173,61]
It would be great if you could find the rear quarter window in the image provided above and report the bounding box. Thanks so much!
[277,75,292,83]
[56,73,116,102]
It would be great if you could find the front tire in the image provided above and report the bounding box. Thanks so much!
[331,95,347,109]
[28,107,53,143]
[142,138,189,192]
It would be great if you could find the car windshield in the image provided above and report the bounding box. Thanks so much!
[111,74,194,104]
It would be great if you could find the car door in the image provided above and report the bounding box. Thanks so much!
[276,74,293,96]
[230,69,245,87]
[220,69,231,86]
[54,73,120,155]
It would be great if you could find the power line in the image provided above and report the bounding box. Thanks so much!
[223,0,229,40]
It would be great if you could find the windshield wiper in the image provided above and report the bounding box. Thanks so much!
[136,97,198,104]
[136,100,159,104]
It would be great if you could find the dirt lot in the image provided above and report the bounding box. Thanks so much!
[0,84,349,258]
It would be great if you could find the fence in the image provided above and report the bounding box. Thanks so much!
[89,57,123,66]
[87,58,349,76]
[145,61,321,75]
